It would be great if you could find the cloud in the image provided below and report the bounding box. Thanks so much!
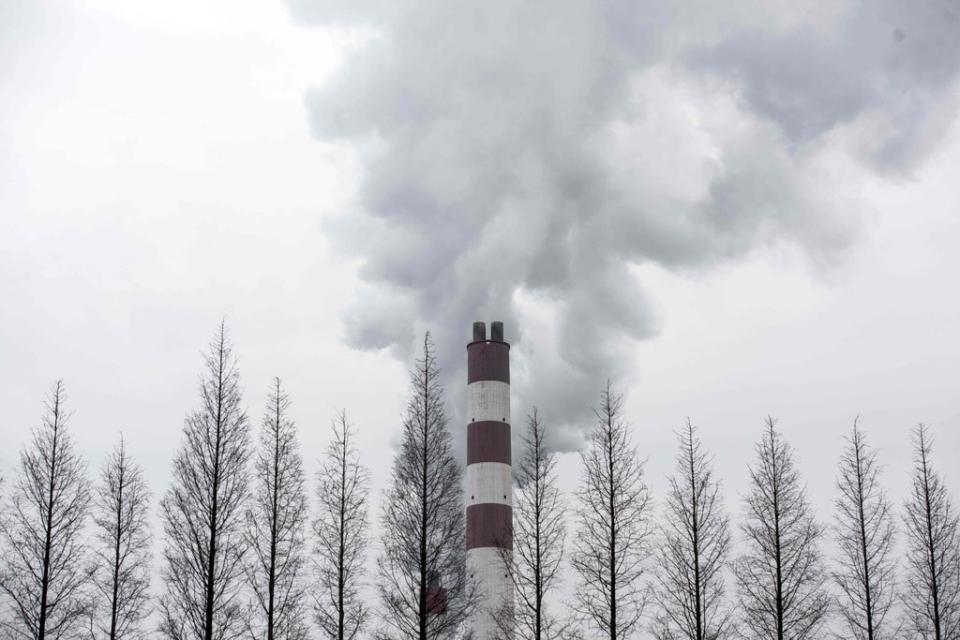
[697,0,960,171]
[289,0,960,450]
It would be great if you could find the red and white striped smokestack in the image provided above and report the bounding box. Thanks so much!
[466,321,513,638]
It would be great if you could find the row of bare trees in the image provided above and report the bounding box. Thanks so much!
[0,379,154,640]
[503,393,959,640]
[0,327,485,640]
[156,324,382,640]
[0,326,376,640]
[2,326,959,640]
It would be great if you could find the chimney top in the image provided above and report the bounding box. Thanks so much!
[490,321,504,342]
[472,321,487,342]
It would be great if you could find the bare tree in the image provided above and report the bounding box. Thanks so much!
[832,419,898,640]
[376,333,473,640]
[494,409,566,640]
[313,411,369,640]
[89,436,152,640]
[735,417,829,640]
[651,419,731,640]
[902,424,960,640]
[159,324,251,640]
[571,382,653,640]
[0,380,93,640]
[244,378,308,640]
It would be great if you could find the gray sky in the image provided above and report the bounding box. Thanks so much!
[2,0,960,631]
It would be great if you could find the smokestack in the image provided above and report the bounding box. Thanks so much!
[473,321,487,342]
[466,321,513,638]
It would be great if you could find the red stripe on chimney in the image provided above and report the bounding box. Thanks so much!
[467,342,510,384]
[466,503,513,550]
[467,421,511,465]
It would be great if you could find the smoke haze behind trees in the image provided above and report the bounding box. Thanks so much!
[286,0,960,451]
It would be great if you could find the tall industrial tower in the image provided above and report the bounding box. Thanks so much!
[466,321,513,638]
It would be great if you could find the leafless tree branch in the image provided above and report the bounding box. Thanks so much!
[832,418,898,640]
[0,380,93,640]
[243,378,308,640]
[734,417,829,640]
[89,436,152,640]
[571,382,653,640]
[495,409,566,640]
[158,323,251,640]
[902,424,960,640]
[313,411,370,640]
[376,333,474,640]
[651,419,732,640]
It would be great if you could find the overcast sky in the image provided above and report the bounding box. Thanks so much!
[2,0,960,629]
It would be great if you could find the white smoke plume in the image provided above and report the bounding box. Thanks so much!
[288,0,960,450]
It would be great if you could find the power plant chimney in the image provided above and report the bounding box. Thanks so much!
[466,321,513,638]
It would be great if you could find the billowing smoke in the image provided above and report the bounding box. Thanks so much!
[288,0,960,451]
